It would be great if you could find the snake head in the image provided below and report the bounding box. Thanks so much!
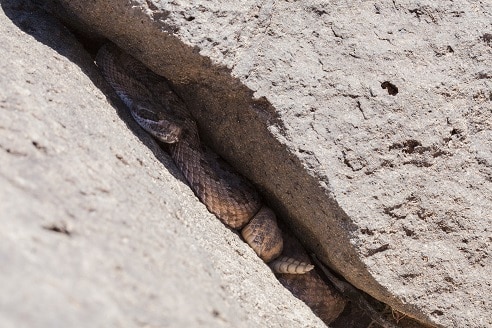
[131,103,183,143]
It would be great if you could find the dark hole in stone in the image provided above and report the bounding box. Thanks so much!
[444,276,454,283]
[477,71,491,79]
[32,140,48,153]
[381,81,398,96]
[389,139,426,155]
[431,310,444,316]
[403,227,415,237]
[42,222,71,236]
[402,139,421,154]
[185,15,195,21]
[409,8,422,19]
[482,33,492,44]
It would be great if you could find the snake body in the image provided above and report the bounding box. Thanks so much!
[96,43,346,324]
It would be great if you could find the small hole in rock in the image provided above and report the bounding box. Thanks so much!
[381,81,398,96]
[431,310,444,316]
[42,222,71,236]
[482,33,492,44]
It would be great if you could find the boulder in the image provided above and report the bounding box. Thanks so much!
[0,2,329,327]
[3,0,491,327]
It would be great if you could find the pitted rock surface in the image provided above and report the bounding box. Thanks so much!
[0,2,333,327]
[4,0,492,327]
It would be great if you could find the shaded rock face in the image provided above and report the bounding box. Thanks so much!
[0,2,332,328]
[1,1,491,328]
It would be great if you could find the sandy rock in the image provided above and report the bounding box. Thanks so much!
[4,0,492,327]
[0,3,328,327]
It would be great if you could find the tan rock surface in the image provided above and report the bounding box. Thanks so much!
[0,3,328,327]
[2,0,491,327]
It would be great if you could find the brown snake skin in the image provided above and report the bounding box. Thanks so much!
[96,43,346,324]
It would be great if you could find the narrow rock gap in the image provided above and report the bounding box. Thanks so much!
[4,2,434,328]
[91,42,416,327]
[68,32,407,328]
[81,38,428,328]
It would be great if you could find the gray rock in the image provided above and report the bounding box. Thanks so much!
[3,0,492,327]
[0,3,328,327]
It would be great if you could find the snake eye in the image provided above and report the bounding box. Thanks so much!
[155,122,182,143]
[130,105,183,144]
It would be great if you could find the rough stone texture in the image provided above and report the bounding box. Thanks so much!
[3,0,491,327]
[0,3,330,327]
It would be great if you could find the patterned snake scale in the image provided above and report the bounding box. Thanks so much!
[96,43,346,324]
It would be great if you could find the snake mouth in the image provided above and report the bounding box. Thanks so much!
[153,122,182,144]
[130,105,184,144]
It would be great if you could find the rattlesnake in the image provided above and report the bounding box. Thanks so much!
[96,43,346,324]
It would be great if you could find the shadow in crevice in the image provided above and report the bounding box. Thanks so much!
[0,0,186,182]
[1,3,431,328]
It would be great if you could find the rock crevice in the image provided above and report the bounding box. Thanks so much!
[2,1,491,327]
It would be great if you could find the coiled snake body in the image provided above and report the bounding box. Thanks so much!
[96,43,346,324]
